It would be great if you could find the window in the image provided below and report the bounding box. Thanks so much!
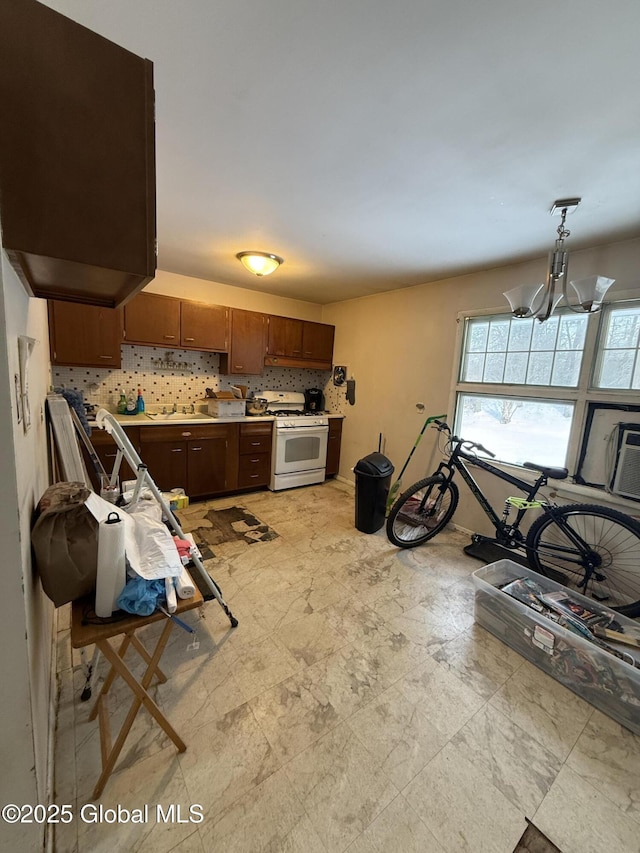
[453,300,640,472]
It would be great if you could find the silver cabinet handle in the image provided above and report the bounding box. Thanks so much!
[184,337,195,341]
[181,432,192,437]
[163,335,176,339]
[171,448,183,452]
[250,458,260,463]
[191,446,202,451]
[234,365,244,370]
[99,355,113,359]
[250,441,260,446]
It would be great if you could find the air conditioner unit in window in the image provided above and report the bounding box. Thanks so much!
[612,426,640,500]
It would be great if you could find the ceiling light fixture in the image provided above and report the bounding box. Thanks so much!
[503,198,615,322]
[236,251,284,277]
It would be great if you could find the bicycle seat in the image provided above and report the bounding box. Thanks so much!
[523,462,569,480]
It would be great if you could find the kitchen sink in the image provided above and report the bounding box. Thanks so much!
[146,412,213,421]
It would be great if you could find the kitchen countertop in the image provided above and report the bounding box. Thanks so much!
[101,412,344,427]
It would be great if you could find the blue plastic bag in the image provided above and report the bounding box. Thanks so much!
[116,576,165,616]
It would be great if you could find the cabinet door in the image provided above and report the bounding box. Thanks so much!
[139,440,187,492]
[302,322,335,363]
[325,418,343,478]
[49,301,122,367]
[221,309,266,375]
[187,424,239,497]
[181,302,228,351]
[0,0,155,306]
[267,316,303,357]
[124,293,181,346]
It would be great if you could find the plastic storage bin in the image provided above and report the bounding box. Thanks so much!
[473,560,640,735]
[354,452,394,533]
[207,399,245,418]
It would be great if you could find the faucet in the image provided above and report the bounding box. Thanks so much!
[189,403,195,414]
[172,402,178,413]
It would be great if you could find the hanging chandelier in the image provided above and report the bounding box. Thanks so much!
[503,198,615,322]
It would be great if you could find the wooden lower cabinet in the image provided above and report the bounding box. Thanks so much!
[139,423,239,498]
[325,418,343,478]
[238,422,272,489]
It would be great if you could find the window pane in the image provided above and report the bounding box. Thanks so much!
[504,352,528,383]
[483,352,505,383]
[531,317,559,351]
[551,350,582,386]
[487,320,509,352]
[526,351,553,385]
[508,320,533,352]
[456,394,573,467]
[462,352,485,382]
[594,302,640,390]
[467,322,489,352]
[557,315,588,350]
[598,350,635,388]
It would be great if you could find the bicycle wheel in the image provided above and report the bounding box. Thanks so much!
[526,504,640,616]
[386,476,459,548]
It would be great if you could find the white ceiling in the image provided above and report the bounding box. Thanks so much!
[43,0,640,304]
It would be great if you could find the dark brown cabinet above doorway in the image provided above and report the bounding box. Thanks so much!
[0,0,156,307]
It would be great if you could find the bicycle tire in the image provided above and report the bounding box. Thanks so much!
[386,476,459,548]
[526,503,640,617]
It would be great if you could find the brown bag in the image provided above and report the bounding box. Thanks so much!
[31,482,99,607]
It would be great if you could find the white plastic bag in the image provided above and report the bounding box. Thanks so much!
[125,499,183,580]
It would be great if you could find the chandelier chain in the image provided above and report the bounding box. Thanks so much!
[556,207,571,244]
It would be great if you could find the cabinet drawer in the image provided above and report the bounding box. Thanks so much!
[239,433,272,454]
[238,452,270,487]
[140,424,234,442]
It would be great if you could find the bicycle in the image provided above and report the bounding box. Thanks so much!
[386,419,640,617]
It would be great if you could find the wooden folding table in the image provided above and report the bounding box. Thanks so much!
[71,589,204,798]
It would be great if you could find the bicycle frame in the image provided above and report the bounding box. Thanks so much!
[434,441,548,539]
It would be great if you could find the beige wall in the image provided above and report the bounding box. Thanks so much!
[322,238,640,534]
[147,269,324,321]
[0,245,53,852]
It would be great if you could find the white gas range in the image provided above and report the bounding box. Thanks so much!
[260,391,329,491]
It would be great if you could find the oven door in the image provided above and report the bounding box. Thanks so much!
[274,425,329,474]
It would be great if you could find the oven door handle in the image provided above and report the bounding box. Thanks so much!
[277,425,329,436]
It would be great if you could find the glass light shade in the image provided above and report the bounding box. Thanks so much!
[569,275,615,311]
[236,251,284,276]
[503,283,544,318]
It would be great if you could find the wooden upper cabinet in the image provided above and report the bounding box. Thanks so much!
[264,317,335,368]
[267,316,303,358]
[124,293,180,346]
[302,322,335,363]
[0,0,156,307]
[181,302,228,351]
[49,301,122,367]
[220,309,266,375]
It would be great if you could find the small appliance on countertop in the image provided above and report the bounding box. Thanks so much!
[304,387,325,412]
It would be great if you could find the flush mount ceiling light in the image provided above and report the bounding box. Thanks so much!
[503,198,615,322]
[236,251,284,277]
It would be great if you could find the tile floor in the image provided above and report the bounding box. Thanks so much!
[53,481,640,853]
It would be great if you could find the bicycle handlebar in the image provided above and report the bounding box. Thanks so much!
[432,420,496,458]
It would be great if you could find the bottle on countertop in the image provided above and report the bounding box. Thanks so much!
[125,390,137,415]
[137,388,145,414]
[117,390,127,415]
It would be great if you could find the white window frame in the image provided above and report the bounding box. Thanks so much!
[448,289,640,506]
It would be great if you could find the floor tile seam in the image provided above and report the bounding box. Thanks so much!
[561,713,640,826]
[448,700,560,819]
[486,671,595,763]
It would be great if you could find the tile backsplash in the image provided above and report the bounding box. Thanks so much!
[51,345,337,410]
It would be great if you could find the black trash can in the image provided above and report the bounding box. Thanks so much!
[354,452,395,533]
